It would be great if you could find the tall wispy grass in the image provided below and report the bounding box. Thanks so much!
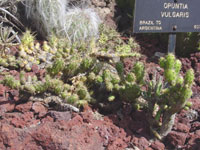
[24,0,101,43]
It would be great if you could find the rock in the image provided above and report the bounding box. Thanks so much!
[196,75,200,86]
[195,63,200,73]
[186,130,200,150]
[132,137,150,150]
[151,140,165,150]
[180,58,192,72]
[15,101,33,113]
[174,122,190,133]
[0,97,15,116]
[31,120,105,150]
[0,123,19,148]
[166,131,187,148]
[41,115,54,123]
[190,98,200,112]
[32,102,47,118]
[9,89,19,101]
[154,52,165,58]
[130,111,149,136]
[7,112,39,128]
[0,85,15,116]
[107,138,128,150]
[90,0,116,28]
[184,109,199,121]
[191,122,200,132]
[47,111,72,121]
[31,64,39,73]
[0,84,5,96]
[36,69,46,80]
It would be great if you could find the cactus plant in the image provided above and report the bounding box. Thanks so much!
[64,7,101,43]
[143,53,194,139]
[24,0,101,43]
[25,0,68,39]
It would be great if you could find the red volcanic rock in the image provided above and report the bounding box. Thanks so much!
[191,122,200,132]
[0,85,16,115]
[0,109,131,150]
[8,112,39,128]
[9,70,19,77]
[36,69,46,80]
[47,111,72,121]
[190,98,200,112]
[41,115,54,123]
[190,52,200,61]
[196,75,200,86]
[186,130,200,150]
[195,63,200,73]
[31,64,39,73]
[9,89,20,101]
[174,122,190,133]
[0,123,19,148]
[31,120,104,150]
[0,84,5,96]
[180,57,192,72]
[0,97,15,116]
[151,140,165,150]
[166,131,187,148]
[32,102,47,118]
[132,137,150,150]
[15,101,33,113]
[107,138,128,150]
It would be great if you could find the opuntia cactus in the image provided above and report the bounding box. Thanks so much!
[145,53,194,139]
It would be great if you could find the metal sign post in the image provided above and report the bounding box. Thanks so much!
[168,34,176,54]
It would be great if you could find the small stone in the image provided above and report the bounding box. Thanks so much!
[166,131,187,148]
[151,140,165,150]
[186,130,200,150]
[154,52,165,58]
[32,102,47,118]
[31,64,39,73]
[185,109,198,120]
[132,137,150,150]
[47,111,72,121]
[0,84,5,96]
[15,102,33,113]
[41,115,54,123]
[175,123,190,133]
[0,123,18,147]
[9,89,19,102]
[195,63,200,73]
[0,98,15,115]
[191,122,200,132]
[9,112,37,128]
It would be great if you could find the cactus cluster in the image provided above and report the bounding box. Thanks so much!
[0,24,142,107]
[97,25,140,57]
[0,25,142,109]
[0,21,194,140]
[86,61,145,104]
[0,71,92,107]
[0,30,69,71]
[143,53,194,139]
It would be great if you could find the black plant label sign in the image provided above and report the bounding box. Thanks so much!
[133,0,200,33]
